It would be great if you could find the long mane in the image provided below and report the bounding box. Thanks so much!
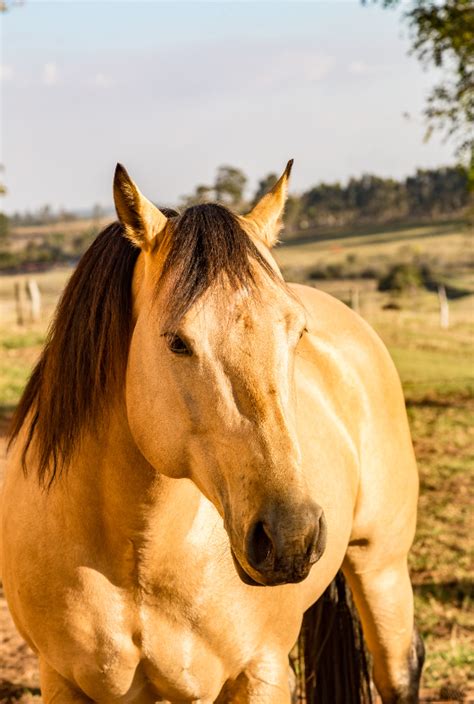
[8,204,276,487]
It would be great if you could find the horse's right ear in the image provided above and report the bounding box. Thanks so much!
[113,163,168,252]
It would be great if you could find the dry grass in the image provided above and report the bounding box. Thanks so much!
[275,220,472,273]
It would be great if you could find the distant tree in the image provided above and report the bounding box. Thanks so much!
[181,184,214,208]
[251,173,278,208]
[346,175,408,218]
[0,212,10,247]
[58,207,78,223]
[0,164,6,196]
[283,195,302,236]
[38,204,52,224]
[181,166,248,210]
[0,162,8,250]
[294,165,469,233]
[214,166,247,209]
[92,203,103,221]
[406,165,470,214]
[300,182,349,227]
[365,0,473,166]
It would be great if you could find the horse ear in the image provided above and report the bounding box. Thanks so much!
[243,159,293,248]
[113,163,168,252]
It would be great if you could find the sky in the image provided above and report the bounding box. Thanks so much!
[0,0,455,214]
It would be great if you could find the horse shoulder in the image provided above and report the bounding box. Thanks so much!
[289,283,418,558]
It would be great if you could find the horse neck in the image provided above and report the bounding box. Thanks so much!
[64,394,200,567]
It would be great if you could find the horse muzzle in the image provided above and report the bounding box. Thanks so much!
[233,502,327,586]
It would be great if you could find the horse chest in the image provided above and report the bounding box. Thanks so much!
[48,509,280,704]
[67,573,270,703]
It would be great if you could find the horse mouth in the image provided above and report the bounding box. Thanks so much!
[230,548,265,587]
[230,539,323,587]
[231,547,309,587]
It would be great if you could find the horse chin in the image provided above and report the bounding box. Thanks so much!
[230,549,267,587]
[230,547,314,587]
[230,549,306,587]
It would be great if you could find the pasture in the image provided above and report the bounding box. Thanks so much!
[0,219,472,701]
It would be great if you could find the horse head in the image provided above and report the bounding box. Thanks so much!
[114,162,327,586]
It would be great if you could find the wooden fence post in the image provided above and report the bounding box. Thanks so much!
[438,284,449,329]
[14,281,26,326]
[26,278,42,322]
[350,287,360,314]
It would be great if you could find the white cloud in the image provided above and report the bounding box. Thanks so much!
[0,64,14,82]
[348,60,375,76]
[42,62,59,85]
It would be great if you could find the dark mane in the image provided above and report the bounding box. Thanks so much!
[8,204,277,487]
[159,204,276,329]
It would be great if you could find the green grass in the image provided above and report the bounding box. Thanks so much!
[406,395,474,691]
[0,359,33,409]
[1,331,46,350]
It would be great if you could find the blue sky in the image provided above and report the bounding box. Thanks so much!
[1,1,454,213]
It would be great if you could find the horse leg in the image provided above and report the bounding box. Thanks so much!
[39,658,93,703]
[342,554,424,704]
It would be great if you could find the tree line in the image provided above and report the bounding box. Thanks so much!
[182,163,471,237]
[0,163,471,271]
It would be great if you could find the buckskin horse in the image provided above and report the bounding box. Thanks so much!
[1,161,424,703]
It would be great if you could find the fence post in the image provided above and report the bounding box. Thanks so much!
[438,284,449,329]
[26,278,42,322]
[350,287,360,314]
[14,281,26,326]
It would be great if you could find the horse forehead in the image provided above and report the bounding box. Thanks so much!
[233,293,303,336]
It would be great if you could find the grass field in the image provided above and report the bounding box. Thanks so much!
[369,310,473,692]
[0,219,473,697]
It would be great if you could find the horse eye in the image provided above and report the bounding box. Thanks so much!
[166,334,192,356]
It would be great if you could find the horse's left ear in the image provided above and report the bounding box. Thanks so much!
[113,163,168,252]
[243,159,293,248]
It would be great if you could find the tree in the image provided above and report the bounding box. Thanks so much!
[0,213,10,247]
[283,195,302,236]
[180,184,214,208]
[214,166,247,209]
[0,164,6,196]
[406,166,469,214]
[0,162,9,249]
[365,0,473,170]
[38,204,52,224]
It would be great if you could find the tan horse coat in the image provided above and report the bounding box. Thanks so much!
[1,163,422,703]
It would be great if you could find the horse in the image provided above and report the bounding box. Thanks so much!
[1,161,424,703]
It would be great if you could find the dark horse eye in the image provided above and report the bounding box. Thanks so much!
[166,333,192,356]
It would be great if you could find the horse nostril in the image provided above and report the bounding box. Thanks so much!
[307,512,327,564]
[248,521,275,570]
[305,529,316,559]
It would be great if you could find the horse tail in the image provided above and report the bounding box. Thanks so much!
[293,570,373,703]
